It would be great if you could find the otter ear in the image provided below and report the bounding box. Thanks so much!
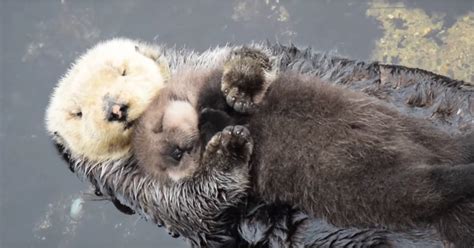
[135,44,171,83]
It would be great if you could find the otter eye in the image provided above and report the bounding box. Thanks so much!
[170,146,184,162]
[70,111,82,118]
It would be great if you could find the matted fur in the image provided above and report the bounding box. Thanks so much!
[46,38,472,247]
[135,59,474,246]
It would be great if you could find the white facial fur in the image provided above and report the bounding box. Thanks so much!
[162,101,198,136]
[162,101,199,181]
[46,38,170,162]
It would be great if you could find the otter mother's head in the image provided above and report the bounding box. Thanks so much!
[45,38,170,162]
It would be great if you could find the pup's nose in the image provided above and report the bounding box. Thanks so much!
[106,103,128,122]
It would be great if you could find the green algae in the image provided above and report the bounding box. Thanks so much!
[367,0,473,83]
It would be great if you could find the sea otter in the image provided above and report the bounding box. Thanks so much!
[133,48,474,247]
[46,38,472,247]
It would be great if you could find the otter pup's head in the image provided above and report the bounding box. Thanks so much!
[46,38,170,162]
[134,97,200,183]
[133,68,226,183]
[132,69,251,236]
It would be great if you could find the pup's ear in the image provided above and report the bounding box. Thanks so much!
[135,44,171,83]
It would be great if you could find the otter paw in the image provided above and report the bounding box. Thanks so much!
[220,125,253,159]
[223,89,255,114]
[222,48,272,113]
[204,125,253,165]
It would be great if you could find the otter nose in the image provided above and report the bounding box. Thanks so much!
[106,103,128,122]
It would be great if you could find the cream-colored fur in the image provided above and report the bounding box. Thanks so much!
[163,101,198,135]
[46,38,170,161]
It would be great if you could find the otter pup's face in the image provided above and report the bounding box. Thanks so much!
[133,69,228,183]
[46,38,170,162]
[133,94,202,183]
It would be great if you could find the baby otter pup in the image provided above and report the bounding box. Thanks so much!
[133,48,474,247]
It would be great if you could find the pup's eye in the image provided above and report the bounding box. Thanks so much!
[170,147,184,161]
[121,68,127,76]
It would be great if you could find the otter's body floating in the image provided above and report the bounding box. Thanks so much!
[46,38,472,247]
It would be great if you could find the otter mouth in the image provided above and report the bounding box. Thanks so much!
[124,120,135,130]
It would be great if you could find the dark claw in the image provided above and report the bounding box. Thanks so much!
[226,95,236,107]
[94,187,103,197]
[235,127,243,135]
[168,231,180,238]
[112,198,135,215]
[157,220,164,227]
[223,126,233,135]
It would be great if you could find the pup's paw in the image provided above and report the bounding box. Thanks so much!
[220,125,253,160]
[223,86,254,113]
[222,48,273,113]
[203,125,253,169]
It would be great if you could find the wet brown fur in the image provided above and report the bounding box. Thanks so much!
[247,72,472,222]
[134,50,474,246]
[49,40,473,247]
